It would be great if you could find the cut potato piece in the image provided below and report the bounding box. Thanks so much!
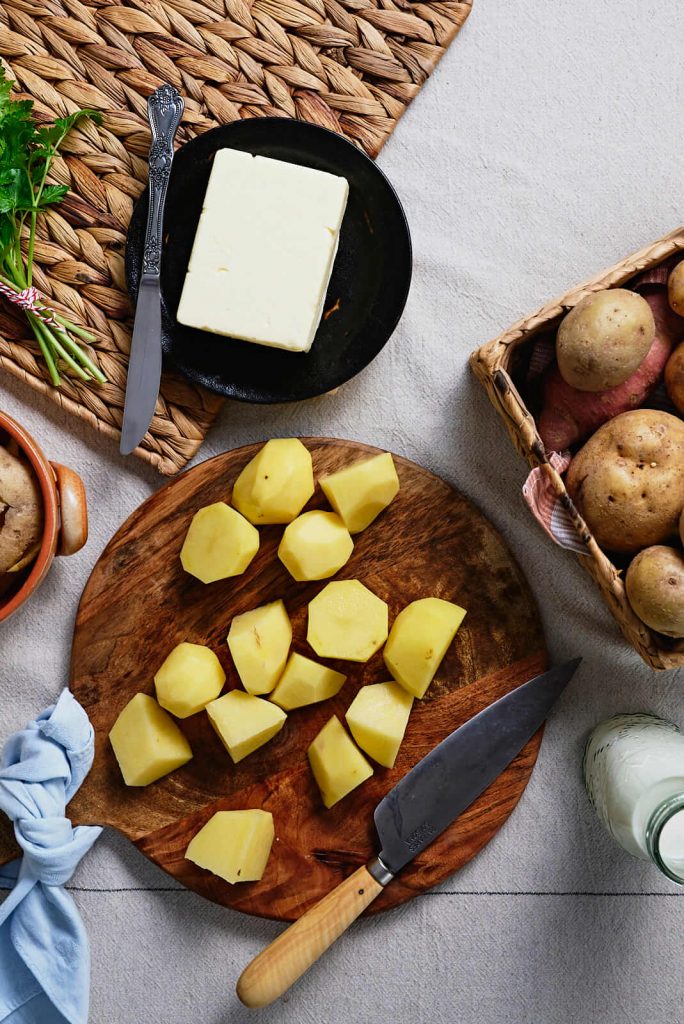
[228,600,292,695]
[278,511,353,582]
[270,652,346,710]
[154,642,226,718]
[345,681,413,768]
[307,579,388,662]
[185,810,275,883]
[308,715,373,808]
[384,597,466,698]
[232,438,314,525]
[109,693,192,786]
[207,690,286,763]
[180,502,259,584]
[320,452,399,533]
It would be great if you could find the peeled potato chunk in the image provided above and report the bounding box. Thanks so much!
[185,810,274,884]
[345,681,413,768]
[154,642,226,718]
[270,652,346,711]
[320,452,399,533]
[307,579,388,662]
[232,438,314,525]
[109,693,192,786]
[308,715,373,808]
[180,502,259,584]
[278,510,353,582]
[227,600,292,695]
[384,597,466,698]
[207,690,286,763]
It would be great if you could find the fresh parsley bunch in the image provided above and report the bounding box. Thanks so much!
[0,66,106,386]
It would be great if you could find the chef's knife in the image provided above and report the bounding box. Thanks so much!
[120,84,184,456]
[236,658,580,1008]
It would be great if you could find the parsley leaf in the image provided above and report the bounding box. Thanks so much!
[0,66,106,385]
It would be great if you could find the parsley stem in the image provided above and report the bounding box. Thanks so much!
[51,324,106,383]
[29,315,91,383]
[27,316,60,386]
[0,73,105,387]
[26,210,37,288]
[51,315,97,345]
[0,271,96,343]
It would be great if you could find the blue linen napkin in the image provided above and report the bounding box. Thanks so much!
[0,690,102,1024]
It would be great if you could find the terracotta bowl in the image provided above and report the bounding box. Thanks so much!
[0,411,88,623]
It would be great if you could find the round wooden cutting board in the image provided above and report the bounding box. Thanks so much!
[67,439,547,921]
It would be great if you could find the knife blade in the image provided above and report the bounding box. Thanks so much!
[373,658,580,876]
[120,84,184,456]
[120,280,162,456]
[236,658,581,1007]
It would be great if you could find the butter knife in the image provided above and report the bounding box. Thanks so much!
[120,84,184,456]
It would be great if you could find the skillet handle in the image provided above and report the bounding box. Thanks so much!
[236,864,384,1008]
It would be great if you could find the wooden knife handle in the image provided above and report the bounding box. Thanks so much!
[236,865,384,1008]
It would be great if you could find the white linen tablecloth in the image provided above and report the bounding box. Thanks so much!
[2,1,684,1020]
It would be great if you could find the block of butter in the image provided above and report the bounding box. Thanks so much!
[176,148,349,353]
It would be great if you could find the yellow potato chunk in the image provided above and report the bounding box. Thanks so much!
[180,503,259,584]
[307,579,388,662]
[278,511,353,582]
[109,693,192,787]
[185,810,274,884]
[320,452,400,533]
[232,438,314,525]
[227,600,292,695]
[270,652,346,711]
[384,597,466,698]
[308,715,373,808]
[345,681,413,768]
[207,690,286,763]
[154,642,226,718]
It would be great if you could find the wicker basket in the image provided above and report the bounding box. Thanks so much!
[470,225,684,671]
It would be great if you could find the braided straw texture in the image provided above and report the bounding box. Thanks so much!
[470,225,684,671]
[0,0,472,475]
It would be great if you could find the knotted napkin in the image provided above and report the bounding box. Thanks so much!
[0,690,102,1024]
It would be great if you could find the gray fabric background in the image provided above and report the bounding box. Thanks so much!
[2,1,684,1021]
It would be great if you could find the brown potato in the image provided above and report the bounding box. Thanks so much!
[557,289,655,392]
[681,507,684,546]
[626,545,684,637]
[0,446,43,574]
[665,341,684,414]
[668,260,684,317]
[566,410,684,553]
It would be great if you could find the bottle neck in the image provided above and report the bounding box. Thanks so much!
[645,794,684,885]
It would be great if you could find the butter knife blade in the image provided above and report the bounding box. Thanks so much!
[121,84,184,456]
[120,279,162,455]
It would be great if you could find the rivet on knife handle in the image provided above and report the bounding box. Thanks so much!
[236,863,389,1009]
[235,660,581,1008]
[142,84,184,278]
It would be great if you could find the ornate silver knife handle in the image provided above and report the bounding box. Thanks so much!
[141,84,184,278]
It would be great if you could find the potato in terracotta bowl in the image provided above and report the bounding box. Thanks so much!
[0,411,88,622]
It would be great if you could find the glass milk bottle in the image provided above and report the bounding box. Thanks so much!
[583,713,684,883]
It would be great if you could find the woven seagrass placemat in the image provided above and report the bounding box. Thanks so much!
[0,0,472,475]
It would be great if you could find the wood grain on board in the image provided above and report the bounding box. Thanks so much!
[1,439,546,919]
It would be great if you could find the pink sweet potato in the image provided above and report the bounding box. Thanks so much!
[538,290,681,451]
